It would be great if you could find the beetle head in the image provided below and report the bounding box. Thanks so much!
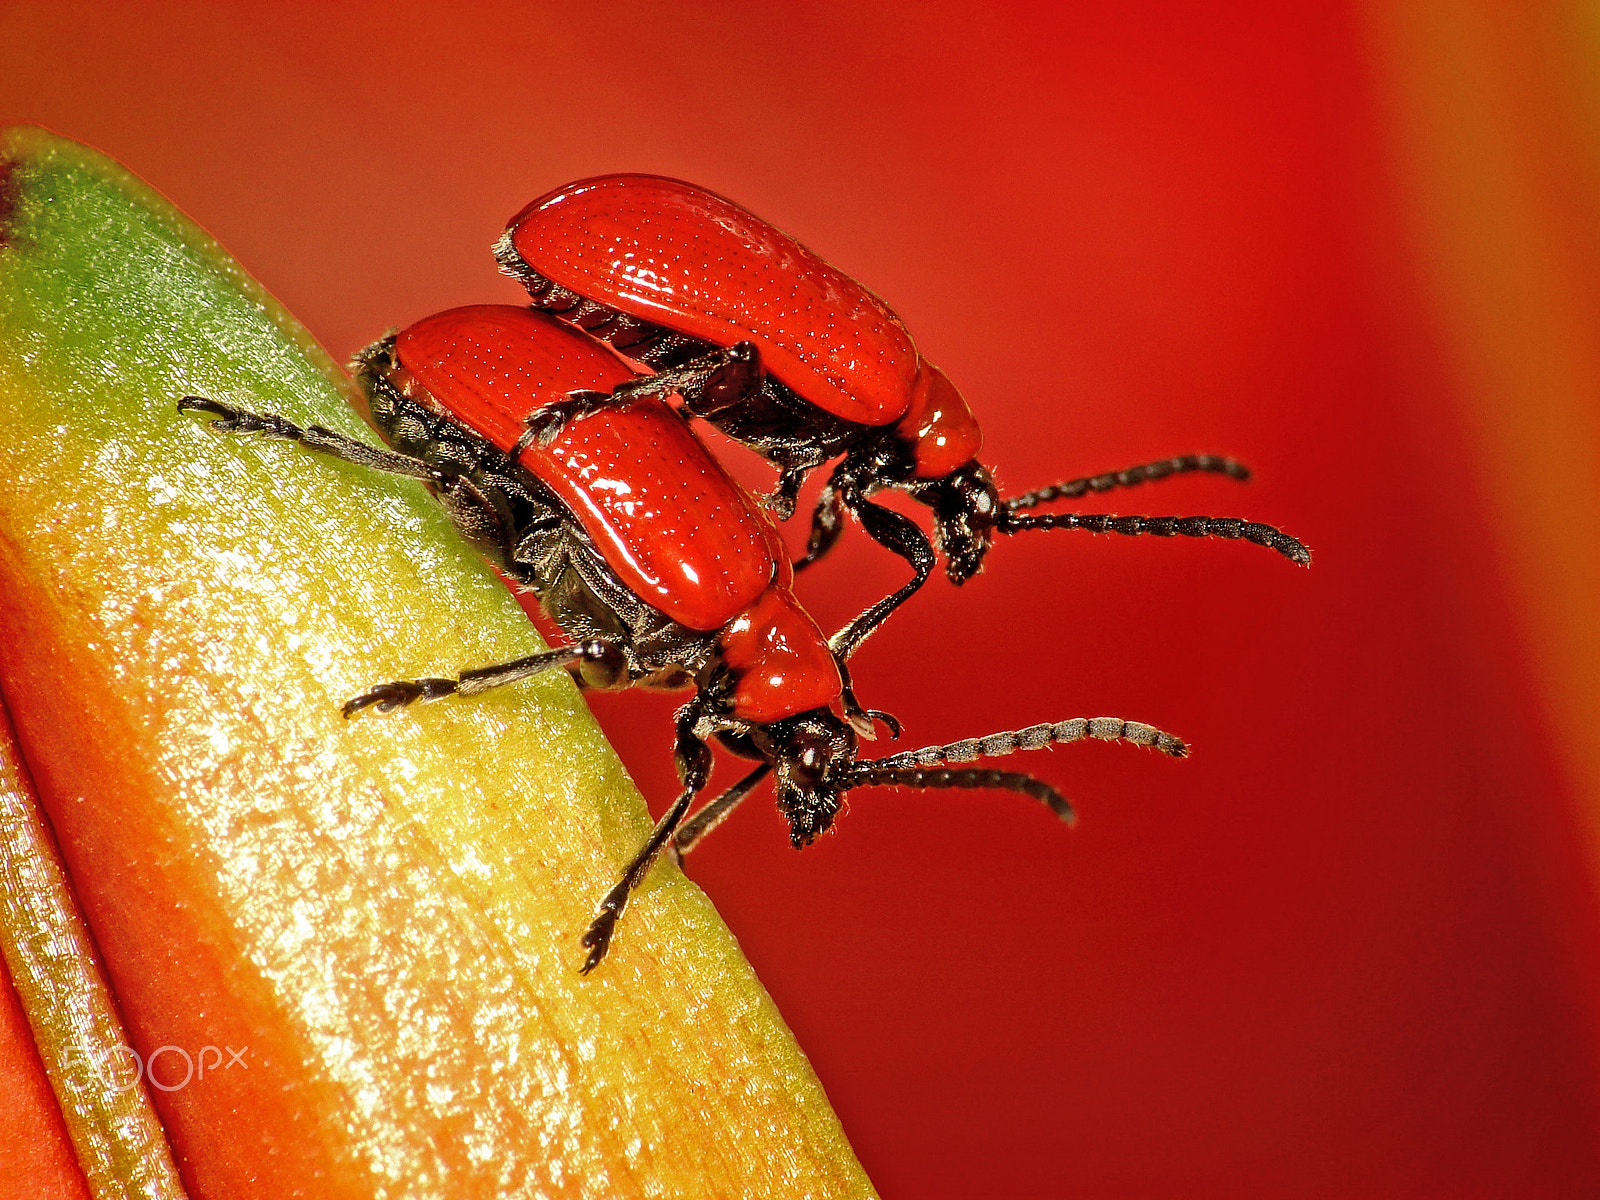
[765,709,858,846]
[923,461,1000,584]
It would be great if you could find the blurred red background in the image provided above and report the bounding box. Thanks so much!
[4,1,1599,1195]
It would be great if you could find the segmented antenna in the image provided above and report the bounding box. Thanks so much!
[847,764,1078,823]
[998,510,1311,565]
[874,716,1188,767]
[848,716,1189,823]
[1005,454,1248,512]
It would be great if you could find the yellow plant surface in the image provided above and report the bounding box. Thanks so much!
[0,125,875,1200]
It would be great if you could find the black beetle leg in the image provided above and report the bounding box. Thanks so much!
[835,658,901,741]
[342,640,626,718]
[794,480,847,571]
[764,462,811,521]
[594,340,762,416]
[670,763,773,860]
[179,396,437,481]
[514,389,617,451]
[826,489,937,662]
[581,699,715,972]
[515,341,764,449]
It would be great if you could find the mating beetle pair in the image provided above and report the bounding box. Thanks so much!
[184,176,1306,971]
[183,305,1188,971]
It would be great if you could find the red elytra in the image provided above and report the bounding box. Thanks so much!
[505,173,981,466]
[392,304,839,719]
[395,305,792,632]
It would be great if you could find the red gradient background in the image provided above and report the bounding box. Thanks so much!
[4,2,1600,1196]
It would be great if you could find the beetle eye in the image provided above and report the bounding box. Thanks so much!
[775,720,848,847]
[785,725,834,790]
[777,713,854,790]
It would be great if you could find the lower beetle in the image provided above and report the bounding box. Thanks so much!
[181,304,1188,971]
[496,174,1310,658]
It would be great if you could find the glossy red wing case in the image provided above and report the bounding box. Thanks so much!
[506,174,920,427]
[395,305,784,632]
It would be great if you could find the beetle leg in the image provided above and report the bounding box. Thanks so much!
[606,341,762,417]
[835,658,901,741]
[794,481,847,571]
[794,461,938,661]
[670,763,773,859]
[764,463,811,521]
[179,396,438,481]
[1002,453,1249,513]
[341,639,626,717]
[825,488,937,662]
[997,509,1311,566]
[580,700,715,972]
[515,389,617,449]
[513,342,763,449]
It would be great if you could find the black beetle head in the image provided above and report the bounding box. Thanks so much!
[769,709,858,847]
[924,460,1000,584]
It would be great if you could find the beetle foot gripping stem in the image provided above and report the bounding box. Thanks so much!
[178,395,439,480]
[342,677,462,716]
[851,716,1190,824]
[340,642,614,718]
[582,704,713,973]
[179,394,302,438]
[580,782,696,973]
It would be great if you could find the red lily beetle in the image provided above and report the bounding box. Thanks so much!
[496,174,1310,656]
[180,304,1188,970]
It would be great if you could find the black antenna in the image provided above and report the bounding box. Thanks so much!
[1003,453,1249,512]
[849,716,1189,822]
[996,453,1311,565]
[998,509,1311,565]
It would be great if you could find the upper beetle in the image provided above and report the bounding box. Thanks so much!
[495,174,1310,657]
[181,304,1188,971]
